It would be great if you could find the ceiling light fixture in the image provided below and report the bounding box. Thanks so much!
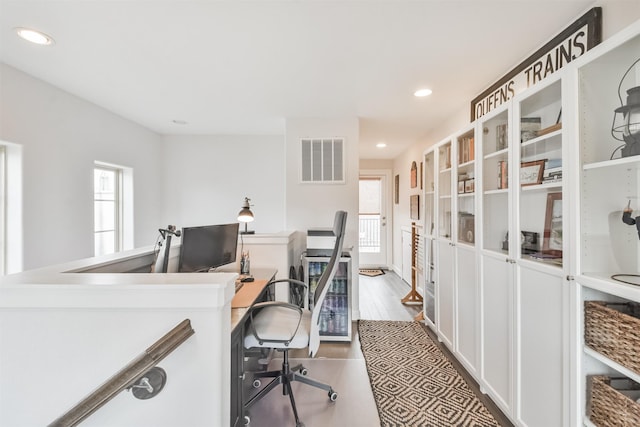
[414,88,433,97]
[376,142,387,148]
[15,27,54,45]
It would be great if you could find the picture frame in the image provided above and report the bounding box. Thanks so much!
[496,123,508,151]
[464,178,475,193]
[520,160,545,186]
[410,161,418,188]
[410,195,420,220]
[542,192,562,256]
[521,117,541,143]
[458,181,465,194]
[394,175,399,204]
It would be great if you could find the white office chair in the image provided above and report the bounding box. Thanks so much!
[243,210,348,427]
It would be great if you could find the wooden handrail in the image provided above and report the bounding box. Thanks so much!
[49,319,195,427]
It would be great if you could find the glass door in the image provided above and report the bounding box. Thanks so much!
[359,174,389,268]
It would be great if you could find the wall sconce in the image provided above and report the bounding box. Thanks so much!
[237,197,255,234]
[612,58,640,157]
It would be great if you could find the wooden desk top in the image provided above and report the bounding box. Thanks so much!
[230,268,276,333]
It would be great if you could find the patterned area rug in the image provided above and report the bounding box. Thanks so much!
[358,320,500,427]
[359,268,385,277]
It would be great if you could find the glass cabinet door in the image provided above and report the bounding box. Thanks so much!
[424,150,435,237]
[578,32,640,276]
[456,129,476,246]
[423,149,436,325]
[438,140,453,239]
[480,106,510,255]
[517,78,563,267]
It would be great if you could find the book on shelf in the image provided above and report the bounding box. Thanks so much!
[543,167,562,182]
[498,160,508,189]
[529,251,562,260]
[458,136,475,164]
[543,159,562,182]
[444,146,451,169]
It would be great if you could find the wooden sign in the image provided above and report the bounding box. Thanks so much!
[471,7,602,121]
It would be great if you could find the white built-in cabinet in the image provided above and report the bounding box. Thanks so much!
[424,19,640,427]
[423,150,436,326]
[573,23,640,427]
[478,103,515,416]
[430,77,568,426]
[431,127,481,378]
[514,77,568,427]
[454,128,480,377]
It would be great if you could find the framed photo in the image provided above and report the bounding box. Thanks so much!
[520,160,545,186]
[464,178,475,193]
[410,161,417,188]
[394,175,399,204]
[458,181,465,194]
[521,117,541,142]
[542,192,562,256]
[496,123,508,151]
[410,195,420,220]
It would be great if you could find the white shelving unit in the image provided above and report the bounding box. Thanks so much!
[423,18,640,427]
[423,149,436,328]
[574,22,640,427]
[435,137,455,352]
[454,126,480,379]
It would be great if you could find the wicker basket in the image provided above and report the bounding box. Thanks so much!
[584,300,640,375]
[588,375,640,426]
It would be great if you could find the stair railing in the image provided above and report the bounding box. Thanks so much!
[49,318,195,427]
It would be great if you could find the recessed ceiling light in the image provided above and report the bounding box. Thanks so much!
[172,119,188,125]
[376,142,387,148]
[15,27,54,45]
[414,88,433,97]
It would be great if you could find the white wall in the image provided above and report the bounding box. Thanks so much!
[285,117,360,316]
[0,64,164,270]
[160,135,285,232]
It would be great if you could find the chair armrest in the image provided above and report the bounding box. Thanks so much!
[265,278,307,308]
[267,278,307,292]
[248,300,302,313]
[246,301,304,346]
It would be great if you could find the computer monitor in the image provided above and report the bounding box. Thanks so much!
[178,223,240,272]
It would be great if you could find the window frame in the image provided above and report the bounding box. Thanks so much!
[0,145,5,274]
[94,163,124,256]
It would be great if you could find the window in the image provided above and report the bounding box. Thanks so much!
[94,164,122,256]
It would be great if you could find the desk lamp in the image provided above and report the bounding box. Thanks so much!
[612,58,640,157]
[237,197,255,234]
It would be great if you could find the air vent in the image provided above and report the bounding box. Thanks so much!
[300,138,345,183]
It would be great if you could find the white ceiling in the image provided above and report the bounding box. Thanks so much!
[0,0,596,159]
